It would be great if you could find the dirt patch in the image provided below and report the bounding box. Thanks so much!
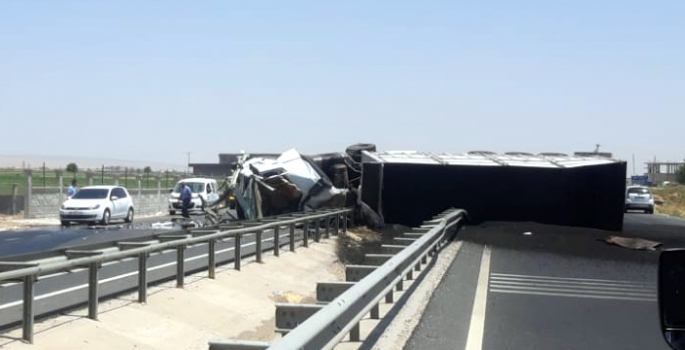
[0,214,58,230]
[236,319,276,342]
[268,290,316,304]
[336,225,412,264]
[653,186,685,219]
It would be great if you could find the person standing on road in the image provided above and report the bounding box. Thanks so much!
[67,179,78,198]
[180,182,192,218]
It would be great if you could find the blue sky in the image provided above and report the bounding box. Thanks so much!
[0,0,683,173]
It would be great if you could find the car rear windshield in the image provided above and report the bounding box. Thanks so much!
[173,182,204,193]
[627,187,651,195]
[72,189,109,199]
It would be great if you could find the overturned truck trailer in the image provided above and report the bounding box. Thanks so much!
[360,151,627,231]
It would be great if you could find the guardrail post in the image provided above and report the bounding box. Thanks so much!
[315,220,321,243]
[209,239,216,279]
[303,220,309,248]
[333,214,339,236]
[343,212,348,233]
[177,245,186,288]
[289,223,296,252]
[88,262,100,320]
[371,303,380,319]
[235,234,242,271]
[385,291,394,303]
[138,253,148,303]
[273,226,280,257]
[325,216,331,238]
[256,230,263,263]
[350,323,360,342]
[23,275,35,343]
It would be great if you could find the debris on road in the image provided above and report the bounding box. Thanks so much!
[601,235,662,251]
[209,144,383,229]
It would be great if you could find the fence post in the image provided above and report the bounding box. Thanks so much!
[156,176,162,213]
[24,170,32,219]
[11,184,18,215]
[86,171,94,186]
[55,170,64,198]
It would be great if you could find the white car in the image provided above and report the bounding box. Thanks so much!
[168,178,220,215]
[625,185,655,214]
[60,186,135,225]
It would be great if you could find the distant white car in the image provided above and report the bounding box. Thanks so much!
[60,186,135,225]
[168,178,220,215]
[625,185,655,214]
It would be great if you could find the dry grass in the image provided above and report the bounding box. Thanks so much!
[652,185,685,219]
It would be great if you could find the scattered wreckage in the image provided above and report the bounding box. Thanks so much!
[160,144,384,230]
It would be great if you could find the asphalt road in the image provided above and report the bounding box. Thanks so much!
[0,227,309,330]
[405,213,685,350]
[0,212,234,259]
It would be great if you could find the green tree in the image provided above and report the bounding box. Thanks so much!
[66,162,78,173]
[678,164,685,185]
[144,166,152,174]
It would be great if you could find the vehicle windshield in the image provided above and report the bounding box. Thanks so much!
[627,187,651,195]
[174,182,204,193]
[71,188,109,199]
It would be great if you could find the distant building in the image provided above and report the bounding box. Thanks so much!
[645,161,684,185]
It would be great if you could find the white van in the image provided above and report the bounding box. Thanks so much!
[168,178,220,215]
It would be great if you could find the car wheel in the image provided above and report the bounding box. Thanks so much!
[648,208,655,214]
[61,220,70,226]
[125,208,134,223]
[169,210,176,215]
[101,209,111,225]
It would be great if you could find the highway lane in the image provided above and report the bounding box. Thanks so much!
[0,227,309,330]
[405,213,685,350]
[0,212,235,259]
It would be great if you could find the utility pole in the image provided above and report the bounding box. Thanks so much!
[186,152,191,174]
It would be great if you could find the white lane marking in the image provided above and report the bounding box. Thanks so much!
[490,280,655,292]
[489,284,655,297]
[490,272,646,285]
[0,234,293,311]
[489,288,656,302]
[489,273,656,301]
[465,245,491,350]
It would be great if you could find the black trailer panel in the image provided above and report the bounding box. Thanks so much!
[363,160,626,231]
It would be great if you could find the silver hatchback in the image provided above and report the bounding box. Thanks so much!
[625,186,655,214]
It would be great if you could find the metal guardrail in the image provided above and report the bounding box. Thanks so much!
[0,208,353,343]
[209,208,466,350]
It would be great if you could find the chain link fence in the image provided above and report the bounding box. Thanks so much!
[0,165,198,217]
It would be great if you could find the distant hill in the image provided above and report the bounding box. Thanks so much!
[0,154,186,172]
